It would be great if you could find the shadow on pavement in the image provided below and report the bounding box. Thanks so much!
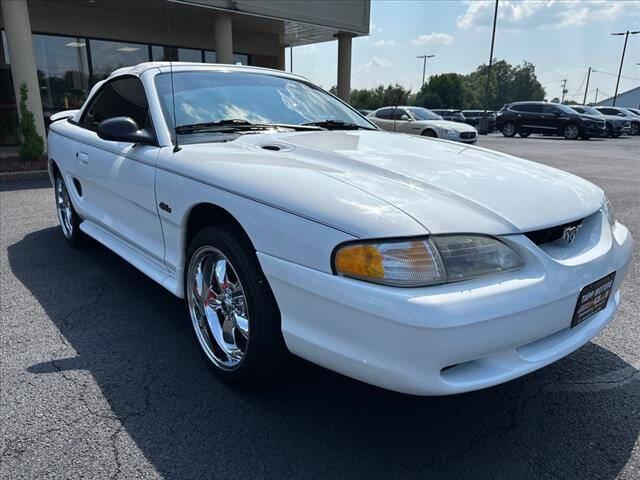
[9,226,639,479]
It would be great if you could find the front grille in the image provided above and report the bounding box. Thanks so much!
[524,219,583,246]
[460,132,476,139]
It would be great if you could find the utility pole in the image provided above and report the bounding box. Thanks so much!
[560,79,568,103]
[611,30,640,106]
[416,54,435,87]
[290,45,293,73]
[594,88,599,104]
[583,67,591,105]
[480,0,499,135]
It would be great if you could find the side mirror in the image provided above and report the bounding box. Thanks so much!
[97,117,154,145]
[400,114,410,121]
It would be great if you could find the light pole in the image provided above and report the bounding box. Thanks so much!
[480,0,499,134]
[416,54,435,87]
[611,30,640,106]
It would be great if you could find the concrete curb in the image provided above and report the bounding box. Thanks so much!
[0,170,50,183]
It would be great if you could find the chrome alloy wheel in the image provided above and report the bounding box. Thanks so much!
[187,246,250,370]
[55,176,74,239]
[502,123,516,136]
[565,124,580,139]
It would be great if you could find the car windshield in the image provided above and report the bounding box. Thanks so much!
[554,103,579,115]
[575,106,601,116]
[154,71,373,133]
[407,107,442,120]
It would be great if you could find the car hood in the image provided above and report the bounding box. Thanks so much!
[178,130,603,237]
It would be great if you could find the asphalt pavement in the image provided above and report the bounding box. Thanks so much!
[1,134,639,479]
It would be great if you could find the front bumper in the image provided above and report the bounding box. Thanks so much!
[583,123,607,136]
[259,213,633,396]
[441,130,477,144]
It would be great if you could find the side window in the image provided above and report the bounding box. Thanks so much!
[599,108,615,115]
[377,108,393,119]
[80,77,150,131]
[541,105,559,114]
[516,104,542,113]
[393,109,410,120]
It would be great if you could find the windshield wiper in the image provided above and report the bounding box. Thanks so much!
[301,119,375,130]
[176,119,321,134]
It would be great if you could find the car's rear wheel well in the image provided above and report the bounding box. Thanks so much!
[185,203,252,252]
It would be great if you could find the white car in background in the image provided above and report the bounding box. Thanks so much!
[368,106,478,143]
[47,63,633,396]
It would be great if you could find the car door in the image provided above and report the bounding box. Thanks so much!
[393,108,414,133]
[539,104,564,133]
[370,108,396,131]
[72,76,166,264]
[515,103,544,133]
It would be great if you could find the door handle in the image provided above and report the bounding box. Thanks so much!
[78,152,89,165]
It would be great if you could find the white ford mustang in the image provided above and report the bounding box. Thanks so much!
[47,63,633,395]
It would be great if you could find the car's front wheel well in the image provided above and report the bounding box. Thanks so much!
[185,203,252,253]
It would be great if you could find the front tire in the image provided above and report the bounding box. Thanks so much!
[629,123,639,136]
[54,173,85,247]
[185,225,286,384]
[421,129,437,138]
[563,123,580,140]
[501,122,517,137]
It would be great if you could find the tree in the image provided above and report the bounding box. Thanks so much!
[413,73,475,109]
[18,83,44,160]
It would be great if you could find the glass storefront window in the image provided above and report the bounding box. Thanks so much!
[1,30,19,145]
[205,51,248,65]
[178,48,202,62]
[90,39,150,82]
[32,34,90,120]
[233,53,249,65]
[151,45,176,62]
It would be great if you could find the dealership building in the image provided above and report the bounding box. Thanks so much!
[0,0,370,149]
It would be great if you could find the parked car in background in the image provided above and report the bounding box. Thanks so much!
[430,109,466,122]
[462,110,496,132]
[571,105,629,138]
[626,107,640,116]
[496,101,606,139]
[358,109,373,116]
[368,106,478,143]
[595,106,640,135]
[47,62,633,396]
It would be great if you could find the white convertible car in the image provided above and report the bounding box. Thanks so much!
[47,63,633,395]
[367,106,478,143]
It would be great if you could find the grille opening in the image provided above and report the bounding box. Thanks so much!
[524,219,583,246]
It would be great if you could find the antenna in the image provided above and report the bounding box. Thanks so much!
[166,1,181,152]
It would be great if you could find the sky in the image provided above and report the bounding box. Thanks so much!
[285,0,640,104]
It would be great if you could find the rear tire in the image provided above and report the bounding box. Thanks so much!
[629,123,639,136]
[501,122,517,137]
[563,123,580,140]
[421,129,437,138]
[185,225,287,385]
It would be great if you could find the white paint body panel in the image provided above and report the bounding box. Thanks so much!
[46,63,634,395]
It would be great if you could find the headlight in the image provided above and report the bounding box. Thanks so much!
[333,235,524,287]
[602,195,616,227]
[444,129,455,134]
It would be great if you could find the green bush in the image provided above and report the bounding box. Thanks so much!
[18,83,44,160]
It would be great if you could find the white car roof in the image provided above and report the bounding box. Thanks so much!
[108,62,309,83]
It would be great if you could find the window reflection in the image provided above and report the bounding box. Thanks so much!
[90,39,149,82]
[32,34,90,118]
[1,30,19,145]
[178,48,202,62]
